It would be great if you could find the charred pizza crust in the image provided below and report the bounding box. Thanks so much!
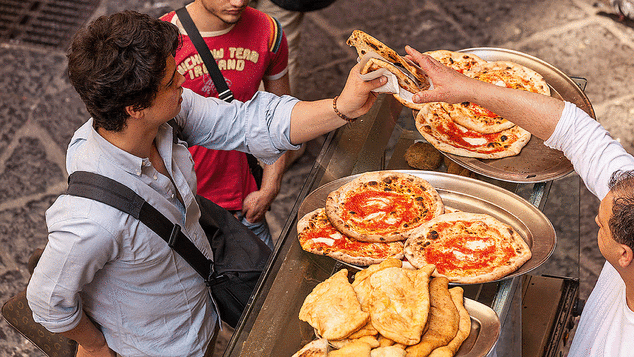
[347,30,430,90]
[440,60,550,134]
[325,171,444,243]
[416,102,531,159]
[425,50,487,74]
[297,208,404,266]
[403,212,532,284]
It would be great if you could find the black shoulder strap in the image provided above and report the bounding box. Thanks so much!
[66,171,212,280]
[175,6,234,103]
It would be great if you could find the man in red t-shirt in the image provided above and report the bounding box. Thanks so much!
[162,0,293,248]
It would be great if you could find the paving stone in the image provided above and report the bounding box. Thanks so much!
[0,137,64,202]
[518,23,634,104]
[31,79,89,151]
[437,0,587,47]
[0,47,66,99]
[0,94,31,157]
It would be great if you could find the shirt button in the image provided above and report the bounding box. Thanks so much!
[171,194,175,198]
[153,174,158,180]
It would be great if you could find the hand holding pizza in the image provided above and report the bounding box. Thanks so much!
[404,46,482,106]
[335,62,387,119]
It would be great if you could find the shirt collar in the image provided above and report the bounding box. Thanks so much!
[88,122,148,177]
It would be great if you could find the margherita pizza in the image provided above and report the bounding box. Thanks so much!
[415,50,550,158]
[416,102,531,159]
[403,212,532,284]
[325,171,445,243]
[298,208,404,266]
[425,50,487,74]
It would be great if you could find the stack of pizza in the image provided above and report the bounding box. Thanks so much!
[414,50,551,159]
[297,171,532,285]
[292,259,472,357]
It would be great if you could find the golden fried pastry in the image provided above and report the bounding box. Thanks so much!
[291,338,328,357]
[428,287,472,357]
[328,340,372,357]
[406,277,459,356]
[299,269,369,340]
[368,267,431,345]
[370,345,407,357]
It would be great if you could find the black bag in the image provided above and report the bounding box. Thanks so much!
[270,0,337,12]
[195,195,272,327]
[66,171,272,328]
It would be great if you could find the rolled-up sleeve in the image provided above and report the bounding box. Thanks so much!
[176,89,301,165]
[26,198,119,333]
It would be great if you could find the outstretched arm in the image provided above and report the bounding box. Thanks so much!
[288,63,387,144]
[405,46,565,141]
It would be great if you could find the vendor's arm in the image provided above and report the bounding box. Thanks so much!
[405,46,564,141]
[406,46,634,199]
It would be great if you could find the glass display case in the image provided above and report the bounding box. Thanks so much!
[224,48,592,356]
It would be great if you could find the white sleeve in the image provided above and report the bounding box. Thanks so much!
[544,102,634,200]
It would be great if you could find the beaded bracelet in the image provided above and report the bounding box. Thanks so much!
[332,96,357,122]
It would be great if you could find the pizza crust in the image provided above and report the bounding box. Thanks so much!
[325,171,444,243]
[403,212,532,284]
[298,208,404,266]
[425,50,487,74]
[416,103,531,159]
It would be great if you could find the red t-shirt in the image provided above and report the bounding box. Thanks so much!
[161,8,288,211]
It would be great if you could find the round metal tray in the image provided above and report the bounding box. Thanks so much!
[298,170,556,284]
[438,47,596,183]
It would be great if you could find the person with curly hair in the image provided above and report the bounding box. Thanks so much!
[25,10,385,357]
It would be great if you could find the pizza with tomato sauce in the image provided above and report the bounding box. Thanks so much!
[445,60,550,134]
[416,102,531,159]
[298,208,404,266]
[425,50,487,75]
[403,212,532,284]
[325,171,444,243]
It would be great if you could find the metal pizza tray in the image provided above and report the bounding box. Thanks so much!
[297,170,556,283]
[435,47,596,183]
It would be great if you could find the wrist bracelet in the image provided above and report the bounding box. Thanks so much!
[333,96,356,122]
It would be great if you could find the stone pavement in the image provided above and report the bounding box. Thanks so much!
[1,0,634,355]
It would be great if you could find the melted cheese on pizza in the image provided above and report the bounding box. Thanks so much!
[341,181,432,235]
[299,209,403,259]
[423,220,516,276]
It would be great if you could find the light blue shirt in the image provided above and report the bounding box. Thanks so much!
[26,89,300,356]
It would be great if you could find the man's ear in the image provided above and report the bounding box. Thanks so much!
[618,244,634,268]
[125,104,145,120]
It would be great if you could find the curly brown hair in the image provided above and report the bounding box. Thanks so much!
[608,170,634,252]
[67,11,180,132]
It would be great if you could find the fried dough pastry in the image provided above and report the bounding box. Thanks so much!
[330,335,380,350]
[299,269,369,340]
[368,267,431,345]
[428,287,472,357]
[328,340,372,357]
[405,277,459,357]
[371,345,407,357]
[291,338,328,357]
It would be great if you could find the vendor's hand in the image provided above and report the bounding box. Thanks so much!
[335,63,387,119]
[404,46,481,105]
[76,342,116,357]
[242,190,273,223]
